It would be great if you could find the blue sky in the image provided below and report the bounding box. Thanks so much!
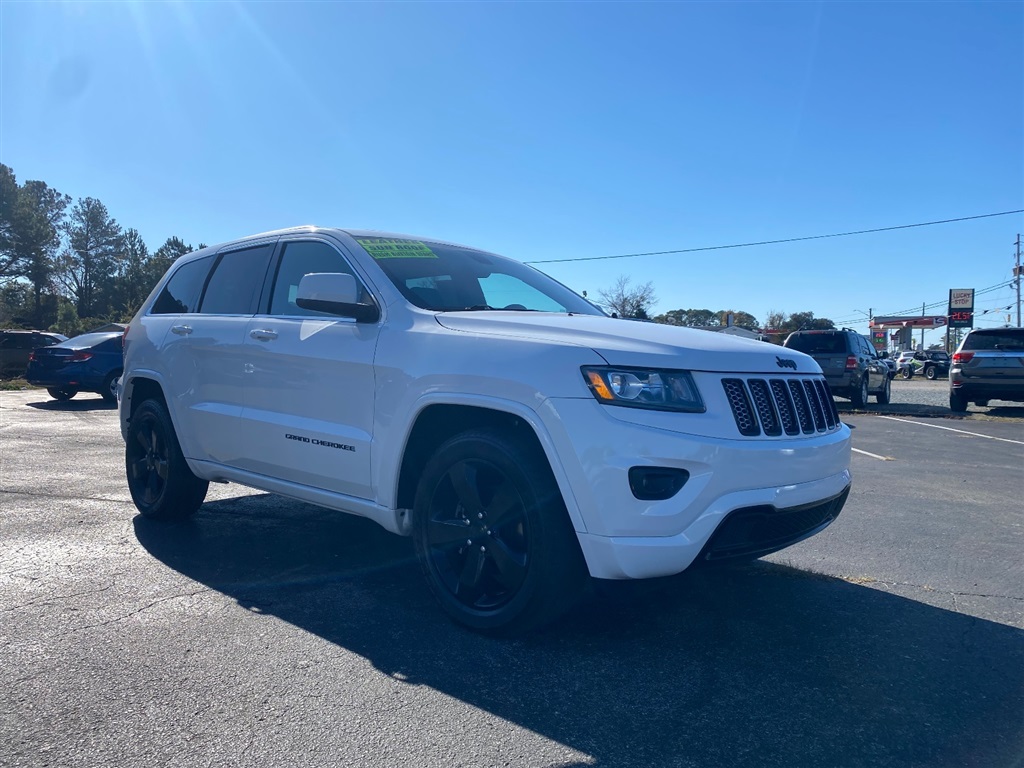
[1,1,1021,345]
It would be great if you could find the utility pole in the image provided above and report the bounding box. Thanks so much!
[921,301,925,349]
[1016,234,1021,327]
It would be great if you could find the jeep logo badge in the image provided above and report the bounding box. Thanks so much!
[776,356,797,370]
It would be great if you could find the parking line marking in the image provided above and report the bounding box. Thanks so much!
[877,415,1024,446]
[852,447,894,461]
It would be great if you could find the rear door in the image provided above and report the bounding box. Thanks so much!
[238,236,380,499]
[159,242,275,464]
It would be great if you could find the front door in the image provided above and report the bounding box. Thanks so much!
[238,237,379,499]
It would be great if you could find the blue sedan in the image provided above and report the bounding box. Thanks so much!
[26,331,124,402]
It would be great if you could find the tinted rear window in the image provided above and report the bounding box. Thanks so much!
[963,329,1024,350]
[152,256,214,314]
[785,333,847,354]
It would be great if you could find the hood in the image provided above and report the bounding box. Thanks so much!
[435,313,821,374]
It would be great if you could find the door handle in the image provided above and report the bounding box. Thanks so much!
[249,329,278,341]
[171,325,192,336]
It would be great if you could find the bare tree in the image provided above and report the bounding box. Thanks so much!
[598,275,657,319]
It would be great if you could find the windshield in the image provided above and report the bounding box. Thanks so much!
[355,237,603,315]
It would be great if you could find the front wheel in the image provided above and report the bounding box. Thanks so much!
[126,399,208,520]
[47,388,77,401]
[901,366,914,380]
[875,376,891,404]
[413,429,586,635]
[925,365,937,381]
[949,390,969,413]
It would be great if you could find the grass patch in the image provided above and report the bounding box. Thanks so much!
[0,378,40,391]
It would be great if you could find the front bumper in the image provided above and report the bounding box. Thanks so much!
[539,397,852,579]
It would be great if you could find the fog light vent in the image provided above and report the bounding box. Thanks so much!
[628,467,690,501]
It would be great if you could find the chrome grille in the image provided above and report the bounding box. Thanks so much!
[724,377,841,437]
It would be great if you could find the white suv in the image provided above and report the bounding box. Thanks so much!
[121,227,852,633]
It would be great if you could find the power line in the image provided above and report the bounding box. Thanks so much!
[831,280,1014,324]
[526,209,1024,265]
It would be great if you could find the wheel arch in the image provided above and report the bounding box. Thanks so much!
[392,400,587,535]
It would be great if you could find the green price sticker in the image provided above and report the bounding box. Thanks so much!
[356,238,438,260]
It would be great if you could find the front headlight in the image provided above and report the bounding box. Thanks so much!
[581,366,705,413]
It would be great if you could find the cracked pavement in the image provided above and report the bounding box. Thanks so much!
[1,389,1022,768]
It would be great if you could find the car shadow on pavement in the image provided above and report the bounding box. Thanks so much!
[25,396,116,411]
[134,494,1023,768]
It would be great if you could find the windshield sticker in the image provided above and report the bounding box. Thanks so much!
[356,238,438,260]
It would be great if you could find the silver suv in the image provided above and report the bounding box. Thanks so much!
[949,327,1024,412]
[783,329,890,407]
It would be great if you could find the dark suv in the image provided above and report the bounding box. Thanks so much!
[783,329,890,407]
[949,327,1024,412]
[0,329,67,377]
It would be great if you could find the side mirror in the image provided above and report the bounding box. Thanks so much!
[295,273,379,323]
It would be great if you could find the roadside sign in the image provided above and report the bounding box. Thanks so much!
[948,289,975,328]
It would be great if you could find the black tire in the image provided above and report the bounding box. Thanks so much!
[101,370,121,403]
[949,390,969,413]
[47,387,77,401]
[974,400,990,407]
[901,366,913,380]
[126,399,208,520]
[850,376,868,408]
[925,365,937,381]
[875,375,891,405]
[412,429,586,635]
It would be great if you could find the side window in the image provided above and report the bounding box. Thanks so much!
[268,240,361,317]
[151,256,214,315]
[200,245,274,315]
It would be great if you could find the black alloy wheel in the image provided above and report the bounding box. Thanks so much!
[423,458,529,612]
[126,399,208,520]
[413,430,585,634]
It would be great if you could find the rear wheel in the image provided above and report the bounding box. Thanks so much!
[949,390,969,413]
[974,400,990,407]
[875,376,891,404]
[925,365,937,380]
[126,399,208,520]
[47,388,77,401]
[850,376,868,408]
[413,429,586,635]
[901,366,913,380]
[101,370,121,403]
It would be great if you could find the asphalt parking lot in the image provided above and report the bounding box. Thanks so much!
[1,388,1022,768]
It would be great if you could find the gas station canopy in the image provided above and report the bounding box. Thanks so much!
[869,315,947,329]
